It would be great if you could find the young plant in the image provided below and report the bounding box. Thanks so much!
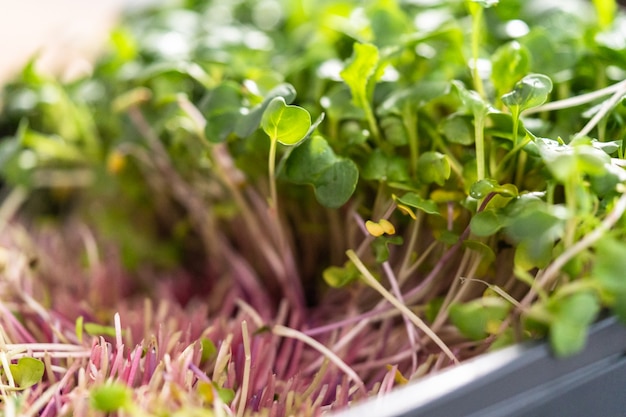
[260,96,312,210]
[2,1,626,416]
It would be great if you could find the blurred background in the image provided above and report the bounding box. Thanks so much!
[0,0,159,84]
[1,0,625,85]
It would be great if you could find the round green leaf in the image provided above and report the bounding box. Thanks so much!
[91,383,132,412]
[550,321,588,357]
[362,149,410,183]
[284,135,334,183]
[261,97,311,146]
[235,83,297,138]
[549,291,599,356]
[394,192,440,216]
[202,82,243,143]
[323,262,360,288]
[284,136,359,208]
[449,297,510,340]
[470,209,503,237]
[470,179,519,199]
[417,151,450,186]
[441,114,474,145]
[9,357,45,389]
[593,238,626,293]
[491,41,530,95]
[314,158,359,208]
[501,73,553,112]
[452,80,490,117]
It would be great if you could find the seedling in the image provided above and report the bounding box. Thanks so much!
[1,0,626,416]
[261,96,311,209]
[3,358,44,390]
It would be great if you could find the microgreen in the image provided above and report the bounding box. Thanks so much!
[284,135,358,208]
[340,42,385,144]
[452,80,493,181]
[449,297,510,341]
[261,96,312,208]
[7,358,44,390]
[2,0,626,415]
[90,382,134,412]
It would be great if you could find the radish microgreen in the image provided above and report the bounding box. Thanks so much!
[2,0,626,415]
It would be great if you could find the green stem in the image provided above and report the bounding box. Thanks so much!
[426,123,464,179]
[470,5,486,98]
[404,107,419,178]
[475,113,487,181]
[398,212,423,282]
[563,175,578,249]
[268,138,279,211]
[514,152,527,188]
[362,97,381,144]
[508,106,528,186]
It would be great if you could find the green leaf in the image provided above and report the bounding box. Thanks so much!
[373,235,404,263]
[380,116,408,146]
[314,158,359,208]
[441,114,474,145]
[84,322,118,338]
[470,179,518,199]
[548,291,599,356]
[362,149,410,183]
[320,85,365,122]
[491,41,530,96]
[611,291,626,324]
[235,83,297,138]
[323,262,360,288]
[284,135,333,183]
[505,203,567,269]
[340,43,380,108]
[202,82,243,143]
[449,297,510,340]
[501,73,553,113]
[552,291,600,325]
[515,238,553,270]
[535,138,611,183]
[416,152,450,186]
[451,80,490,117]
[593,238,626,294]
[425,297,445,323]
[262,97,311,146]
[463,240,496,273]
[91,383,133,412]
[550,321,589,357]
[198,381,235,405]
[75,316,84,344]
[9,357,44,389]
[284,136,358,208]
[505,205,566,243]
[378,81,449,116]
[200,338,217,363]
[216,385,235,404]
[367,0,412,47]
[470,210,503,237]
[21,129,83,162]
[393,192,440,216]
